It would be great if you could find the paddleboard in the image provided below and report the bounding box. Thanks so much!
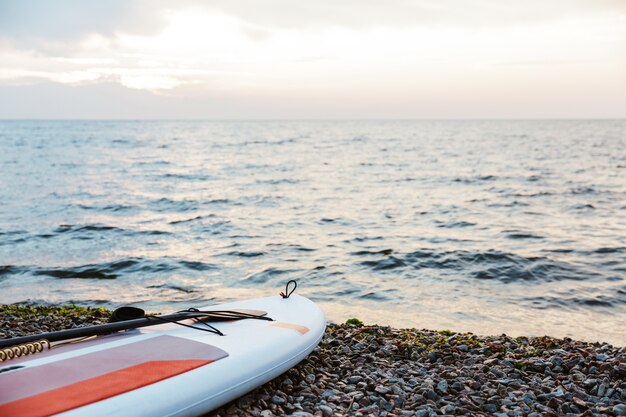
[0,293,325,417]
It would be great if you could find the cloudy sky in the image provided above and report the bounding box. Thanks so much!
[0,0,624,119]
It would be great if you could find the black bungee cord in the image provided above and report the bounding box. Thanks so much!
[280,279,297,298]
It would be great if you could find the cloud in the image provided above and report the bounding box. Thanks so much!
[3,0,625,45]
[0,0,165,46]
[200,0,626,30]
[0,1,624,118]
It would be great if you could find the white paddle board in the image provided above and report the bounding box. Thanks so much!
[0,293,325,417]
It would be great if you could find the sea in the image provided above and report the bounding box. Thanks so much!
[0,120,624,345]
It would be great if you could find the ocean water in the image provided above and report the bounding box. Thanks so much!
[0,120,624,345]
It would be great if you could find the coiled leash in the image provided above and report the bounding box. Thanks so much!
[0,339,50,362]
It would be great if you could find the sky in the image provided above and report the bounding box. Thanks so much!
[0,0,625,119]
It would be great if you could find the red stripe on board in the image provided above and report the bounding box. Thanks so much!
[270,322,309,334]
[0,360,211,417]
[0,335,228,404]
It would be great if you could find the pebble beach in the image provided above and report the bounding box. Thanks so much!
[1,305,625,417]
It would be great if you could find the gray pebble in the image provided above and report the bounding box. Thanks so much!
[271,395,285,405]
[424,389,439,401]
[318,404,333,417]
[375,385,391,395]
[436,380,448,394]
[321,389,338,398]
[346,375,362,384]
[415,409,430,417]
[614,404,626,416]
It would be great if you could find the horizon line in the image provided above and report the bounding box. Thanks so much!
[1,117,625,122]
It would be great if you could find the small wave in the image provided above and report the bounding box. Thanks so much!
[149,198,199,213]
[0,230,28,246]
[452,175,497,184]
[509,191,554,198]
[147,283,197,293]
[240,140,268,146]
[504,232,543,240]
[162,173,213,181]
[0,265,24,276]
[350,236,384,243]
[351,249,393,256]
[265,243,315,252]
[546,248,574,253]
[199,220,234,235]
[178,260,218,271]
[273,137,300,145]
[34,267,117,279]
[360,291,395,301]
[223,251,266,258]
[12,258,221,280]
[77,204,135,212]
[205,199,231,205]
[380,177,416,183]
[467,256,596,283]
[126,228,170,236]
[136,261,177,273]
[436,220,476,228]
[54,224,120,233]
[256,178,299,185]
[169,214,216,225]
[242,268,292,284]
[570,204,595,210]
[0,230,26,236]
[487,201,530,208]
[50,224,169,238]
[245,195,282,208]
[354,249,604,283]
[570,186,597,195]
[593,247,625,254]
[524,295,619,309]
[107,259,141,270]
[134,160,171,166]
[293,245,316,252]
[360,256,407,271]
[32,259,144,279]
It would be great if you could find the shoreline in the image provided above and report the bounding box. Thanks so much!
[1,305,625,416]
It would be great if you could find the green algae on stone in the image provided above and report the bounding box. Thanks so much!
[345,318,363,326]
[0,304,111,320]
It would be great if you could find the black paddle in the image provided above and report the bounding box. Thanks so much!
[0,308,270,349]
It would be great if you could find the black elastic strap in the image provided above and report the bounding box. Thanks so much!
[280,280,297,298]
